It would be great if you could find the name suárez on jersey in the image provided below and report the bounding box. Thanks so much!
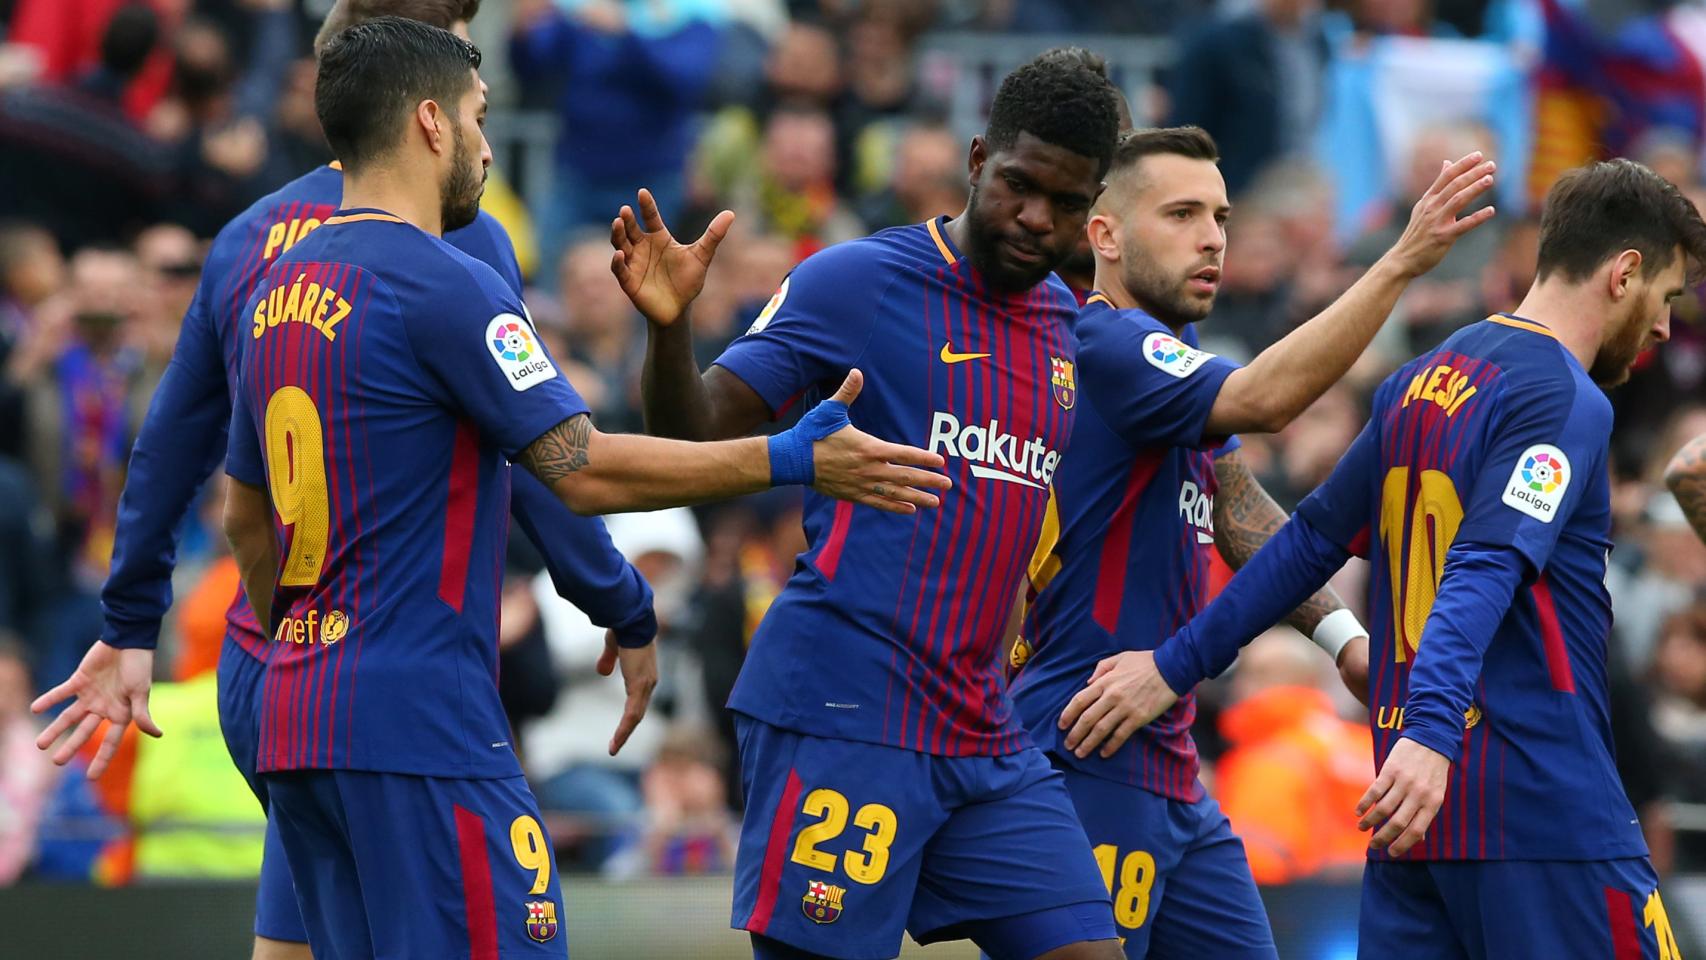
[928,412,1059,489]
[252,272,352,343]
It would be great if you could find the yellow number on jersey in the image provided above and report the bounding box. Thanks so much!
[510,815,551,895]
[788,788,900,885]
[1379,467,1464,662]
[263,386,330,586]
[1645,890,1683,960]
[1093,843,1156,930]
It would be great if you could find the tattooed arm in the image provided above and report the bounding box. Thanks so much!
[517,373,950,516]
[1213,449,1349,635]
[1664,433,1706,544]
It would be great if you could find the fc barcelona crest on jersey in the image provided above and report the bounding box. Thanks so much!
[802,880,845,924]
[1050,356,1076,409]
[524,900,558,942]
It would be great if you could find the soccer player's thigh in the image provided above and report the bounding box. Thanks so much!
[262,771,376,960]
[1357,861,1467,960]
[1036,763,1214,959]
[215,639,310,944]
[1140,794,1277,960]
[913,749,1116,959]
[1436,859,1682,960]
[731,715,947,959]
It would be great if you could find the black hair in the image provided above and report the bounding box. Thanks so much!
[1537,158,1706,283]
[101,2,159,79]
[1107,126,1220,177]
[314,15,481,172]
[984,46,1122,175]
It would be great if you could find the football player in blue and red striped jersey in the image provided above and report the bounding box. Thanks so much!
[29,3,655,957]
[213,18,947,959]
[1012,128,1495,957]
[1076,159,1705,959]
[614,50,1128,960]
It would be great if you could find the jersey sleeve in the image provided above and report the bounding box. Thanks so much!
[1453,375,1610,567]
[403,260,589,458]
[225,390,265,487]
[1076,312,1241,450]
[101,275,232,649]
[711,241,886,417]
[1295,418,1380,555]
[509,469,658,647]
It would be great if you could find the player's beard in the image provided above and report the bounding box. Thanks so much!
[1589,305,1651,386]
[440,123,485,234]
[962,185,1063,293]
[1122,250,1215,328]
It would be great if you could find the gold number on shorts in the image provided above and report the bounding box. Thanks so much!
[788,788,899,885]
[1645,889,1682,960]
[263,386,331,587]
[1093,843,1156,930]
[510,815,551,895]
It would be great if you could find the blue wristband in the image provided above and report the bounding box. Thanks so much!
[768,395,852,486]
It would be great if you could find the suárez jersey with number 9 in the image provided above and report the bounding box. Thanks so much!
[716,218,1079,757]
[1295,314,1644,861]
[224,209,588,780]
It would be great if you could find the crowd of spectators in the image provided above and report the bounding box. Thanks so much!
[1,0,1704,891]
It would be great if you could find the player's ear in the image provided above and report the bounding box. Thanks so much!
[416,99,444,155]
[1087,213,1120,263]
[968,136,986,184]
[1609,248,1642,301]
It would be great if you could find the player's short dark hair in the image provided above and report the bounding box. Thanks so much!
[314,0,482,54]
[1537,158,1706,283]
[984,46,1122,175]
[101,2,160,79]
[315,16,481,173]
[1107,126,1219,182]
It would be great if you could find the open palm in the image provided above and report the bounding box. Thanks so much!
[609,188,734,326]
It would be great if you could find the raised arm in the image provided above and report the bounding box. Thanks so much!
[1664,432,1706,543]
[611,190,771,440]
[1205,152,1497,435]
[1212,449,1369,692]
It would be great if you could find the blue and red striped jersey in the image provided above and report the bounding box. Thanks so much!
[717,218,1078,756]
[1296,315,1644,860]
[102,164,530,659]
[1009,295,1240,801]
[224,210,587,778]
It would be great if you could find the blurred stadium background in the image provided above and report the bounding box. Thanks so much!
[2,0,1706,956]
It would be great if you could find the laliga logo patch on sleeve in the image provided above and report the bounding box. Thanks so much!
[487,313,557,391]
[1501,444,1570,522]
[747,275,789,335]
[1142,331,1214,379]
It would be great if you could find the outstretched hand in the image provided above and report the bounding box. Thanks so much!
[31,641,161,779]
[1385,152,1498,280]
[809,369,953,515]
[610,188,735,326]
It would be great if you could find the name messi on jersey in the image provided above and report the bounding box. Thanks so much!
[927,412,1060,489]
[1399,361,1479,416]
[252,272,352,343]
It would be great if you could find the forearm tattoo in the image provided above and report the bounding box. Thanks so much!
[1666,433,1706,544]
[520,414,593,483]
[1213,451,1347,635]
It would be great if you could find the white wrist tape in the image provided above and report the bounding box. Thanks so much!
[1312,608,1364,661]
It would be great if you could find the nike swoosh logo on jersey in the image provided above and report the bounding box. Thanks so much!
[940,343,991,364]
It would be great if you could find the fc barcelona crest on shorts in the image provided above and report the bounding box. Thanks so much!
[1050,356,1076,410]
[801,880,845,924]
[524,900,558,942]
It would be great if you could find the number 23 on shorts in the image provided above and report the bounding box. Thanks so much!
[788,788,899,885]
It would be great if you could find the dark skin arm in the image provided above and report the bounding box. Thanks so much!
[1664,433,1706,544]
[609,190,781,441]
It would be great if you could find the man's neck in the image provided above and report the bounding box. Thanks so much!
[1092,269,1187,334]
[340,168,443,237]
[1510,279,1602,372]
